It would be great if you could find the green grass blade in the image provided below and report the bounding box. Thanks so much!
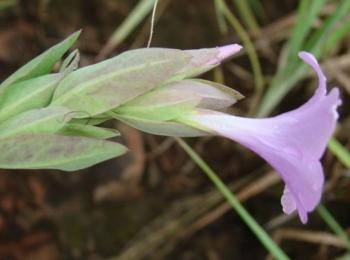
[231,0,259,33]
[285,0,327,62]
[317,204,350,251]
[176,138,290,260]
[258,0,350,117]
[306,1,350,55]
[214,0,228,34]
[217,0,264,93]
[0,0,17,10]
[328,138,350,169]
[324,19,350,54]
[248,0,266,21]
[98,0,156,59]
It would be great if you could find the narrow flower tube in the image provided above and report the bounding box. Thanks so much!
[181,52,341,223]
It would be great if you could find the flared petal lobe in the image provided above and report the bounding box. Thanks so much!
[185,52,340,223]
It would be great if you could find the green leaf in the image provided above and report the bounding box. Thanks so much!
[114,113,208,137]
[115,88,201,121]
[114,79,242,121]
[59,49,80,73]
[172,79,243,109]
[52,48,191,116]
[52,45,236,117]
[71,117,110,126]
[58,123,120,139]
[0,134,127,171]
[0,30,81,90]
[0,73,64,122]
[0,106,71,138]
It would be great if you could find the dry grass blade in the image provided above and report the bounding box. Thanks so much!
[188,171,280,235]
[266,229,349,260]
[274,229,348,248]
[109,174,255,260]
[110,171,282,260]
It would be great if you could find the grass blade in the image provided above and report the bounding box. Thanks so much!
[176,137,290,260]
[328,138,350,170]
[317,204,350,251]
[231,0,260,33]
[258,0,350,116]
[214,0,228,34]
[98,0,156,59]
[217,0,264,94]
[285,0,327,62]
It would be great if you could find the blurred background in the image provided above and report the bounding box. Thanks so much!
[0,0,349,259]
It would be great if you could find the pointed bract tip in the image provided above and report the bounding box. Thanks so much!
[217,44,242,60]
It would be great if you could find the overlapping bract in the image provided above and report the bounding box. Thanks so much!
[0,32,341,223]
[0,33,242,171]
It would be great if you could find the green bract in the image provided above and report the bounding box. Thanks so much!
[0,73,64,121]
[0,32,241,171]
[0,31,81,90]
[0,106,71,138]
[111,79,242,135]
[0,31,127,171]
[0,134,126,171]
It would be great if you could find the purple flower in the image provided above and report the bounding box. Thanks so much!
[185,52,341,223]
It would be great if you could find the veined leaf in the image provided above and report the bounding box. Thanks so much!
[114,79,242,121]
[52,46,236,117]
[170,79,243,109]
[0,106,71,138]
[0,134,127,171]
[70,117,110,126]
[0,30,80,90]
[59,123,120,139]
[115,88,201,121]
[0,73,64,122]
[52,48,191,116]
[114,113,208,137]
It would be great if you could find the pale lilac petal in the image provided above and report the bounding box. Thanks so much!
[299,52,326,97]
[187,110,326,223]
[217,44,243,62]
[185,44,242,68]
[185,52,340,223]
[267,87,340,159]
[281,187,296,215]
[178,44,242,79]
